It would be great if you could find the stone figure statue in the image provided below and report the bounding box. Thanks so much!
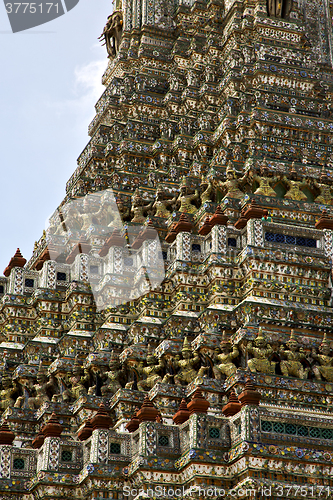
[69,360,89,401]
[137,346,165,391]
[101,352,125,396]
[179,117,191,135]
[312,333,333,382]
[174,337,202,385]
[116,197,131,221]
[176,177,199,214]
[282,163,308,201]
[169,74,181,92]
[311,172,333,206]
[99,11,123,58]
[250,161,279,197]
[246,328,276,374]
[279,330,309,379]
[27,366,57,410]
[214,162,249,199]
[92,202,118,228]
[187,69,199,87]
[131,189,153,223]
[200,176,214,204]
[213,332,239,380]
[148,172,156,188]
[80,196,102,232]
[267,0,293,18]
[153,186,177,218]
[0,371,19,410]
[51,371,72,403]
[54,206,83,235]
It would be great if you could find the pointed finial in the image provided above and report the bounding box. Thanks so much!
[3,248,27,277]
[182,337,191,352]
[137,395,159,422]
[257,327,265,340]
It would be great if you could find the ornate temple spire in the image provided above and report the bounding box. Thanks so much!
[3,248,26,277]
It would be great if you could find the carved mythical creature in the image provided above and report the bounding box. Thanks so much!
[101,352,125,396]
[137,346,166,391]
[312,333,333,382]
[176,177,199,214]
[27,365,56,410]
[80,196,102,232]
[186,69,199,87]
[116,197,131,221]
[311,172,333,205]
[169,74,181,92]
[131,189,153,223]
[200,176,214,204]
[179,117,191,135]
[54,206,83,235]
[267,0,293,18]
[52,372,72,403]
[99,11,123,59]
[69,360,89,401]
[246,328,276,374]
[280,330,309,379]
[92,201,118,228]
[153,186,177,218]
[174,338,202,385]
[283,163,308,201]
[250,161,279,197]
[0,371,19,410]
[213,332,239,380]
[214,162,249,199]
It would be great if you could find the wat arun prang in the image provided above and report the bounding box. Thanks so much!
[0,0,333,498]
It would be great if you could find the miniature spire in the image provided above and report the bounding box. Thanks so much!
[37,359,46,377]
[238,379,261,407]
[32,430,45,449]
[209,205,228,227]
[3,248,26,277]
[0,420,15,445]
[187,388,210,415]
[222,388,242,417]
[42,413,63,438]
[137,395,159,422]
[175,213,193,233]
[126,407,141,433]
[91,403,112,430]
[78,418,93,441]
[198,216,213,236]
[165,222,178,243]
[315,210,333,230]
[173,398,190,425]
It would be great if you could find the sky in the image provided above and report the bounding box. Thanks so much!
[0,0,113,274]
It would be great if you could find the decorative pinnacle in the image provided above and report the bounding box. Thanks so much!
[228,389,240,404]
